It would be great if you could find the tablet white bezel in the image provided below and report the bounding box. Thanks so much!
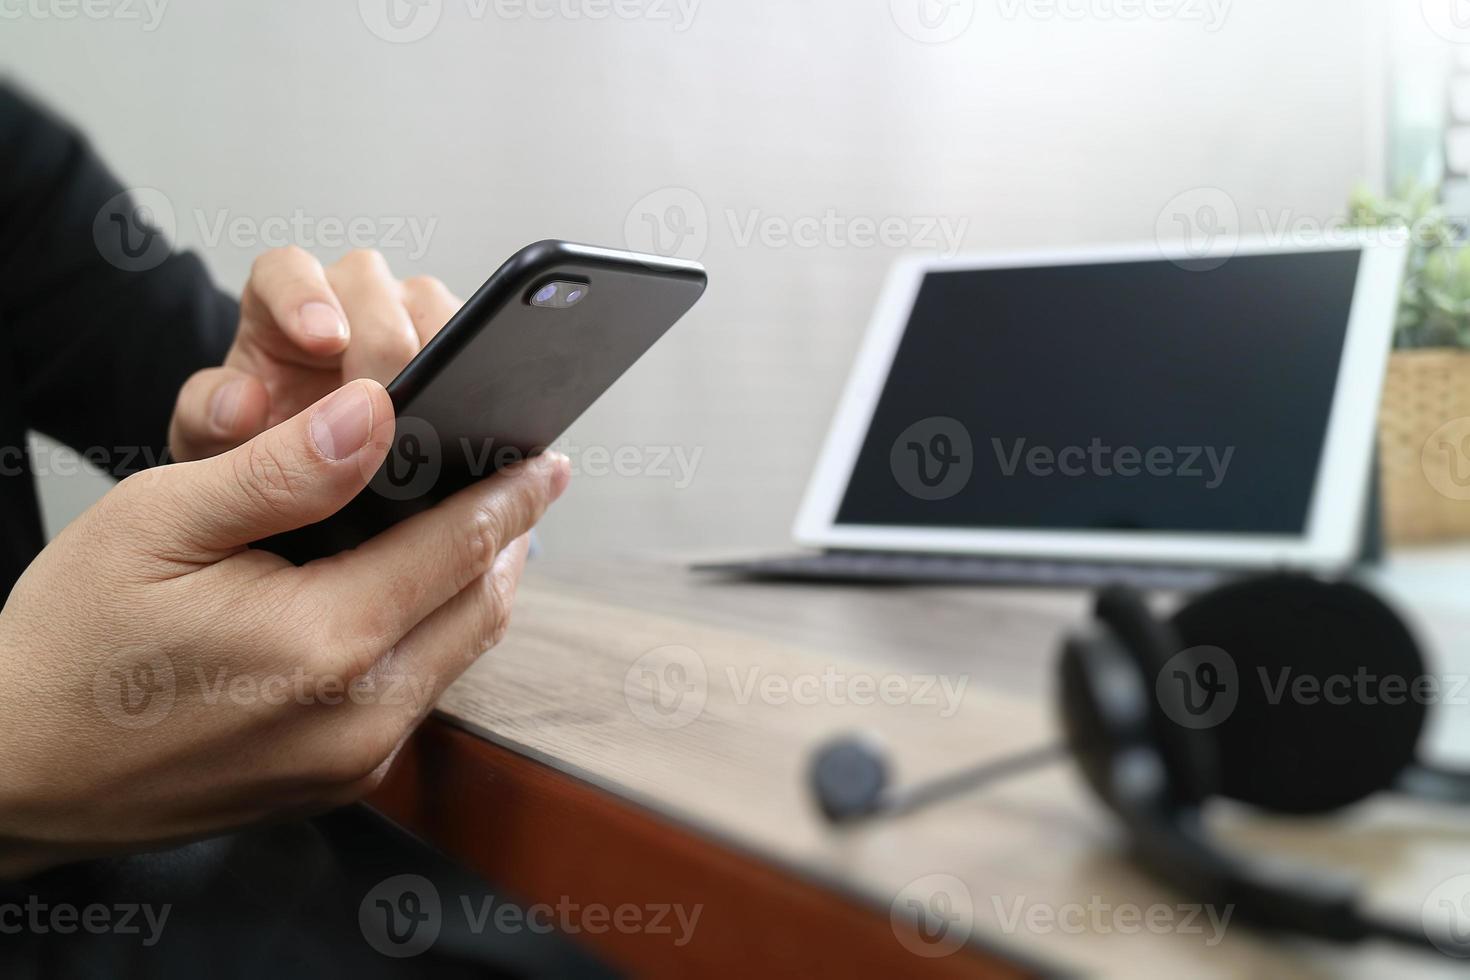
[793,235,1407,570]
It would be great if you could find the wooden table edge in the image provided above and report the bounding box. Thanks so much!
[369,716,1051,979]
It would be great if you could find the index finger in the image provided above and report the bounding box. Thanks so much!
[239,246,351,363]
[296,451,571,661]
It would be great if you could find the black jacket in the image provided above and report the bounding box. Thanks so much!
[0,84,237,599]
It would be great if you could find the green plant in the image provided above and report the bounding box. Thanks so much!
[1349,183,1470,349]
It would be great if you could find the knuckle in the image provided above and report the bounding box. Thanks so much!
[302,594,395,677]
[463,504,506,579]
[305,616,360,671]
[279,243,312,264]
[292,560,420,676]
[111,465,159,502]
[233,440,306,515]
[360,319,419,365]
[248,250,275,280]
[403,274,447,299]
[341,608,401,669]
[254,244,311,278]
[461,573,511,662]
[119,465,185,518]
[480,571,514,652]
[280,243,314,267]
[252,246,328,311]
[99,468,160,530]
[342,247,389,277]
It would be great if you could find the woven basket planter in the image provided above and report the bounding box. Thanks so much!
[1378,349,1470,544]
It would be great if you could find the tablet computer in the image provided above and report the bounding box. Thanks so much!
[792,235,1407,572]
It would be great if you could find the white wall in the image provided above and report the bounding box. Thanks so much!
[2,0,1396,557]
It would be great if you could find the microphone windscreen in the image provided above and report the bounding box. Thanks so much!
[810,737,890,823]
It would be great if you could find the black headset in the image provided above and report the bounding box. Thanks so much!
[809,574,1470,957]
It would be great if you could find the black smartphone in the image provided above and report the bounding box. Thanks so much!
[258,240,707,563]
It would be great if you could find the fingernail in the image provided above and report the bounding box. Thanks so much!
[299,301,347,342]
[310,383,374,460]
[545,451,571,501]
[209,379,245,433]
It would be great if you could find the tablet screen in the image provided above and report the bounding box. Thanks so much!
[835,249,1363,535]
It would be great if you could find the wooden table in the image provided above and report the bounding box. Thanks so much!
[371,555,1470,978]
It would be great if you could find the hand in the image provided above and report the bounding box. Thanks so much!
[0,380,569,878]
[168,247,462,462]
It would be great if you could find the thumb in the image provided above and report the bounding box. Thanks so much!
[154,379,394,559]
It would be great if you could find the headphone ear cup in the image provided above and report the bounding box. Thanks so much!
[1171,575,1427,814]
[1090,586,1220,806]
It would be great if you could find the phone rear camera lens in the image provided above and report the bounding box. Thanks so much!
[533,283,558,304]
[565,289,584,304]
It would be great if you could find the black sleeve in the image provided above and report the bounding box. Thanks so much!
[0,83,238,476]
